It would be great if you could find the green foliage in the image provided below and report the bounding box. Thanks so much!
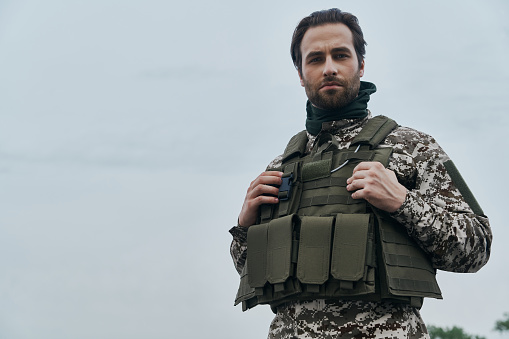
[494,312,509,333]
[427,325,486,339]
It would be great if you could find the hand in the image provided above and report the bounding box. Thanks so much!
[346,162,406,213]
[238,171,283,227]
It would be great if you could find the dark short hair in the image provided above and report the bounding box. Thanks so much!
[290,8,366,74]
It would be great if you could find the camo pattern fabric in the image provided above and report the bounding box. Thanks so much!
[269,300,428,338]
[229,113,492,338]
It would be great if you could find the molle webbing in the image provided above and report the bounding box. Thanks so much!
[236,211,441,311]
[375,212,442,299]
[235,116,442,311]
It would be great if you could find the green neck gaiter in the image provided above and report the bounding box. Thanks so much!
[305,81,377,135]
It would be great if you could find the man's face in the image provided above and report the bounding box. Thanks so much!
[299,23,364,110]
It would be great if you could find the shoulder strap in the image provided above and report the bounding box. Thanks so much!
[280,116,398,161]
[351,115,398,149]
[281,130,308,162]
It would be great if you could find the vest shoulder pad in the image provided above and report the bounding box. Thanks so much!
[282,130,308,162]
[351,115,399,148]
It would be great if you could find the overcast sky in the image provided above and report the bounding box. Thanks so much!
[1,1,508,338]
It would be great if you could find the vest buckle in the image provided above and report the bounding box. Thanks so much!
[278,174,293,201]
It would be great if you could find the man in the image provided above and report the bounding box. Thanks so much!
[230,8,492,339]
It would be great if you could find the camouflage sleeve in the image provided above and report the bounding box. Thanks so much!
[229,225,248,275]
[386,127,492,273]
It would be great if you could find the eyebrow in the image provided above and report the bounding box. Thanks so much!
[331,47,353,54]
[305,47,353,60]
[305,51,324,60]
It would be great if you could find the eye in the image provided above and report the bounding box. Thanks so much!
[309,57,322,63]
[335,54,348,59]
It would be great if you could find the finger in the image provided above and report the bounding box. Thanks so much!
[248,172,282,193]
[261,171,284,177]
[256,172,283,186]
[244,192,279,210]
[352,161,375,173]
[350,188,368,201]
[352,161,385,173]
[257,171,283,183]
[346,178,365,192]
[251,171,283,187]
[253,194,279,206]
[250,183,280,198]
[347,162,376,184]
[347,170,367,184]
[239,194,279,227]
[348,162,386,184]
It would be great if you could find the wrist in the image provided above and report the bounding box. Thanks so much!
[392,186,407,212]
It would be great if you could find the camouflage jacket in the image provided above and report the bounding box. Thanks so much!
[229,113,492,338]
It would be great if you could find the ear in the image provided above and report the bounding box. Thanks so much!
[359,59,365,77]
[298,69,304,87]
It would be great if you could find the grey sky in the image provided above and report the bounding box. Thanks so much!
[1,1,508,338]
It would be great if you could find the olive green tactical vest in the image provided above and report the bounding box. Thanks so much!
[234,116,442,313]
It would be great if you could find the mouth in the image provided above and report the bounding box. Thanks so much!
[320,82,343,90]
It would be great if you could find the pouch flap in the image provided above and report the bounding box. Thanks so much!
[267,215,294,284]
[331,213,371,281]
[297,216,334,284]
[247,223,268,288]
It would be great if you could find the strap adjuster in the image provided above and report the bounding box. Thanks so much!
[278,174,293,201]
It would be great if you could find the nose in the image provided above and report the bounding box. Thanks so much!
[323,56,337,76]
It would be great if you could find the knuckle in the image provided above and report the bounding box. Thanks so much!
[252,196,263,205]
[249,184,257,194]
[369,170,380,180]
[254,184,265,194]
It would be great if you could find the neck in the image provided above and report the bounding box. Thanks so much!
[305,81,376,135]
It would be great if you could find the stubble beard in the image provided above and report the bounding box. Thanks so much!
[304,72,361,110]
